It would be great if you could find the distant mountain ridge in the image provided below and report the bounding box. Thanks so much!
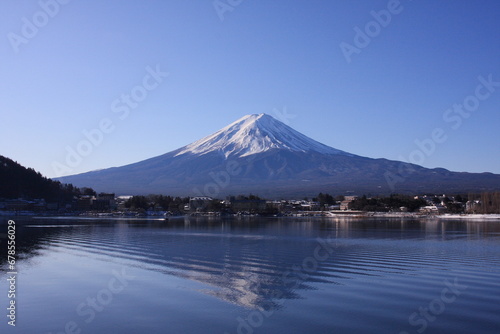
[55,114,500,197]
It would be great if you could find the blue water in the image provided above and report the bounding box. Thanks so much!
[1,217,499,334]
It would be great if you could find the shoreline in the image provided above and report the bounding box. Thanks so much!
[2,211,500,220]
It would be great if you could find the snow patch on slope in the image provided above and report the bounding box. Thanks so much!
[175,114,349,158]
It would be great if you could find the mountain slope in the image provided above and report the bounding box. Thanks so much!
[0,155,82,202]
[55,114,500,197]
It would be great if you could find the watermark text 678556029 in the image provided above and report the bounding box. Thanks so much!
[6,220,17,327]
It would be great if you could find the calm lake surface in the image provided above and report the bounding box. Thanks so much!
[1,217,499,334]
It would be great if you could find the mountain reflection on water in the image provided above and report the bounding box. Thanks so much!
[2,216,499,312]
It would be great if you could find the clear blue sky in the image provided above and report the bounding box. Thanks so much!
[1,0,499,178]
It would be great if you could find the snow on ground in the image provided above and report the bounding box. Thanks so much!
[437,214,500,220]
[175,113,351,158]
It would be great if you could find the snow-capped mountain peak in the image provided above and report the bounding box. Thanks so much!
[175,113,348,158]
[56,113,500,197]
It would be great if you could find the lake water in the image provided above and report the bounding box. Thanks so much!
[1,217,499,334]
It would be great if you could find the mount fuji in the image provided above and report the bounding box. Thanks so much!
[173,113,350,158]
[56,114,500,197]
